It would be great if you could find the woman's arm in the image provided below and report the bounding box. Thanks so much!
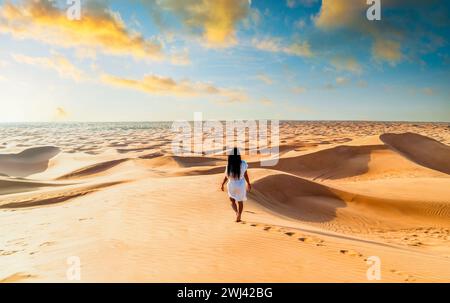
[221,176,228,191]
[244,171,252,191]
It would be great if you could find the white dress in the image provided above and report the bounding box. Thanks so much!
[225,160,248,202]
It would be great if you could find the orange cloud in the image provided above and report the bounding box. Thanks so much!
[285,42,314,58]
[252,37,314,58]
[291,86,306,94]
[372,39,402,65]
[156,0,249,47]
[335,76,349,85]
[314,0,404,65]
[260,98,273,105]
[330,56,363,74]
[101,73,248,103]
[54,107,69,120]
[0,0,163,60]
[314,0,365,30]
[256,74,273,85]
[12,53,83,81]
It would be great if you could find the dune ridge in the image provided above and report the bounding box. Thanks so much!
[57,158,130,180]
[0,146,60,177]
[252,173,450,229]
[0,181,125,209]
[0,177,67,195]
[381,132,450,175]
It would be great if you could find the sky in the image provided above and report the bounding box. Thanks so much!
[0,0,449,122]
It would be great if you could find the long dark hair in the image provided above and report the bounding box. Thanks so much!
[227,147,242,179]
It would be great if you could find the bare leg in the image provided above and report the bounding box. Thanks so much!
[230,198,237,214]
[236,201,244,222]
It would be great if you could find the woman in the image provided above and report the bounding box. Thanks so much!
[221,147,252,222]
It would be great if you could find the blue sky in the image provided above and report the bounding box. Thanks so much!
[0,0,449,122]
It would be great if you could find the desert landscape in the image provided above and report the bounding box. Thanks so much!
[1,121,449,283]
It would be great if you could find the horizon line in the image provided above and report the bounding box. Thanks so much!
[0,119,449,124]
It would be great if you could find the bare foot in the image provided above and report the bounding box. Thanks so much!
[236,215,242,222]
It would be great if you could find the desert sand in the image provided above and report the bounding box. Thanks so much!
[0,121,449,282]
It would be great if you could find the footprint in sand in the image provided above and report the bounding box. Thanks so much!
[1,250,19,256]
[409,241,424,247]
[390,269,416,282]
[8,240,27,247]
[78,217,94,222]
[242,222,327,247]
[339,249,363,257]
[298,237,325,246]
[39,241,55,248]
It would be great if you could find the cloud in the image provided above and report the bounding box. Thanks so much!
[0,0,163,60]
[291,86,306,94]
[287,0,318,9]
[335,76,349,85]
[286,0,299,9]
[314,0,449,66]
[324,83,335,90]
[314,0,364,30]
[169,48,191,65]
[421,87,435,96]
[101,73,248,103]
[256,74,273,85]
[252,37,314,58]
[54,107,69,120]
[357,80,368,88]
[372,39,402,65]
[285,42,314,58]
[330,56,363,74]
[154,0,250,47]
[315,0,402,64]
[252,37,282,52]
[12,53,83,81]
[260,98,273,105]
[293,18,306,30]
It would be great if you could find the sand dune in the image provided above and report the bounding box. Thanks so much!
[57,158,130,180]
[251,173,450,230]
[0,177,65,195]
[140,154,226,170]
[54,154,226,181]
[1,125,450,282]
[172,156,225,167]
[381,132,450,175]
[0,146,60,178]
[250,143,448,181]
[0,181,124,209]
[251,173,346,222]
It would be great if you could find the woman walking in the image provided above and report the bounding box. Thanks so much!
[221,148,252,222]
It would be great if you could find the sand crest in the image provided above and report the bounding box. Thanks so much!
[0,146,60,177]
